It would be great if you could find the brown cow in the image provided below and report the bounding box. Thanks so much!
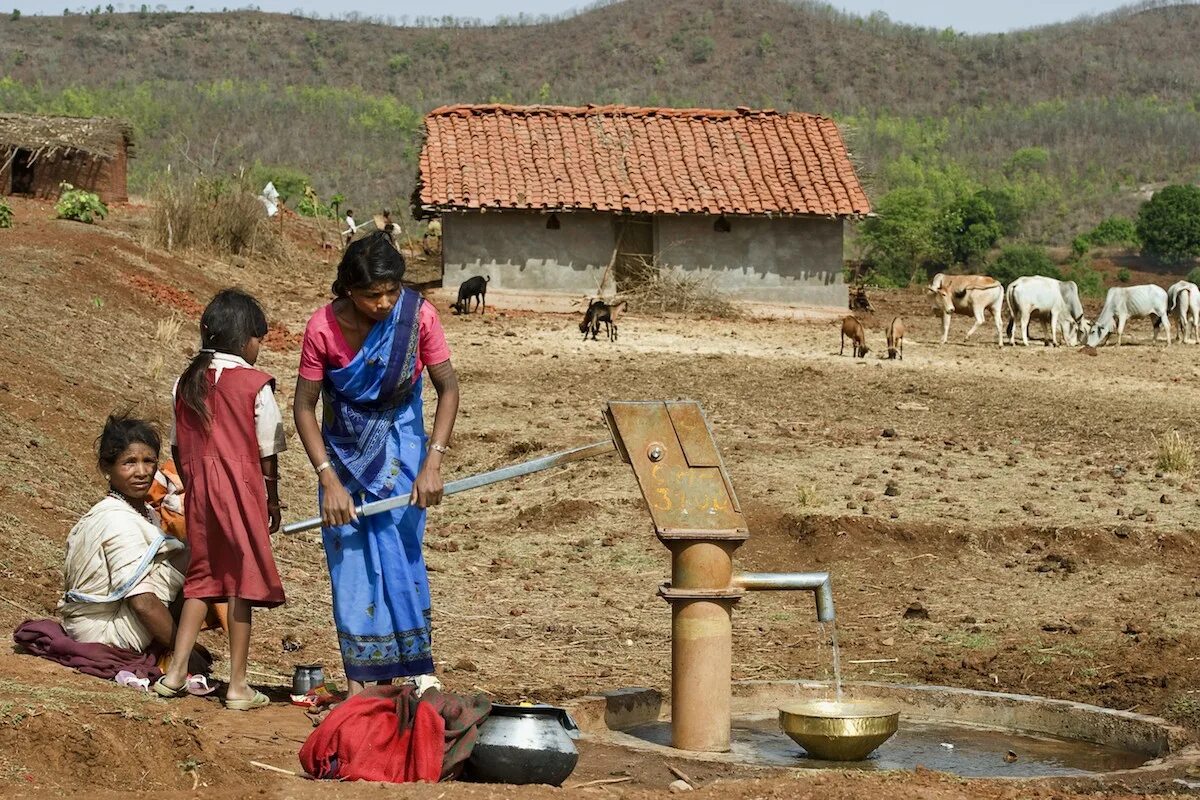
[928,273,1004,345]
[887,316,905,360]
[840,316,869,358]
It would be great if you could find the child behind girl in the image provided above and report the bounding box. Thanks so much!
[154,288,286,711]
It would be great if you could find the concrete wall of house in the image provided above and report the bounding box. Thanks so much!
[441,210,612,294]
[654,214,847,306]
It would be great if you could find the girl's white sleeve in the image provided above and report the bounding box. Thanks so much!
[254,384,287,458]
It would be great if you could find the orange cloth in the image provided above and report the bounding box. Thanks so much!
[148,460,229,634]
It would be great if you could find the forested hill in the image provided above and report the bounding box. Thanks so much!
[0,0,1198,242]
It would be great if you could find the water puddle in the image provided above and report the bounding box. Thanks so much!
[623,715,1148,777]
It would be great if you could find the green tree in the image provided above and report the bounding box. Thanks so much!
[10,9,19,20]
[690,35,714,64]
[858,187,939,286]
[975,187,1021,237]
[756,32,774,58]
[987,244,1060,285]
[934,192,1002,265]
[1004,146,1050,175]
[1137,184,1200,261]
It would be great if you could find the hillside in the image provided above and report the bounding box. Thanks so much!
[1,0,1199,240]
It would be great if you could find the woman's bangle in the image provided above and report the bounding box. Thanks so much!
[315,460,332,474]
[429,442,449,454]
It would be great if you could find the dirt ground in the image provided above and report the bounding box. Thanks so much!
[0,197,1198,799]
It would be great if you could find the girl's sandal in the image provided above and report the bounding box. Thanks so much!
[224,690,270,711]
[152,676,188,698]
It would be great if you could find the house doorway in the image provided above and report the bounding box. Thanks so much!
[612,215,654,292]
[10,149,35,195]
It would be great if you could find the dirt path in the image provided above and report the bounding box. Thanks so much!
[0,197,1196,797]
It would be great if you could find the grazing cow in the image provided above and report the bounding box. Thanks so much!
[886,317,904,360]
[840,315,869,358]
[1167,280,1200,344]
[452,275,489,315]
[928,273,1005,345]
[580,299,628,342]
[1004,276,1090,347]
[1085,284,1170,348]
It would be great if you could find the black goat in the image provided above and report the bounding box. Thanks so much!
[579,299,628,342]
[452,275,489,315]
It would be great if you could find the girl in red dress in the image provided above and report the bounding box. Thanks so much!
[154,289,286,711]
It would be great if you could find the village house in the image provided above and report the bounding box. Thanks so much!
[412,104,871,310]
[0,114,134,204]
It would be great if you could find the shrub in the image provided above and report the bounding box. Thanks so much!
[1137,184,1200,262]
[150,174,286,260]
[690,35,715,63]
[0,200,11,229]
[1116,267,1132,282]
[1071,235,1090,257]
[987,244,1060,285]
[1004,146,1050,175]
[1155,431,1195,474]
[246,164,310,206]
[297,184,336,218]
[1088,216,1139,248]
[55,183,107,224]
[1063,261,1106,298]
[1188,267,1200,286]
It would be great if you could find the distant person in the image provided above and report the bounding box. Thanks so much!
[344,209,356,246]
[155,289,287,711]
[293,231,459,696]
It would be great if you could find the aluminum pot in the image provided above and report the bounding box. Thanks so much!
[291,664,324,695]
[466,704,579,786]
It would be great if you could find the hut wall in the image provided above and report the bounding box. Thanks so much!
[0,138,128,204]
[654,214,847,307]
[441,210,612,294]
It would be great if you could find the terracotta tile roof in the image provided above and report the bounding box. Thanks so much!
[415,104,870,218]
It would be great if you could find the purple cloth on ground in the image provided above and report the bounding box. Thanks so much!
[12,618,162,681]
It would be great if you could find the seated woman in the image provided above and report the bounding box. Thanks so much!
[58,413,190,658]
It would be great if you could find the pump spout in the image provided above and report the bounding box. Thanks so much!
[733,571,835,623]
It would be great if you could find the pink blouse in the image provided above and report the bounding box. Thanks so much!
[298,301,451,383]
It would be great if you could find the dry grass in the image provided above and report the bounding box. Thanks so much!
[621,257,741,319]
[795,484,823,508]
[147,314,184,380]
[1154,430,1195,474]
[149,175,288,261]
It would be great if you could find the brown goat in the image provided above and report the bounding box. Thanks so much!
[887,316,905,360]
[840,315,869,358]
[580,299,629,342]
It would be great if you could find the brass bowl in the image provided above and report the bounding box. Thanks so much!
[779,700,900,761]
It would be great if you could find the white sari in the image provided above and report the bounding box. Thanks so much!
[58,496,185,652]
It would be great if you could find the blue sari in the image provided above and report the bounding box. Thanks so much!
[319,289,434,682]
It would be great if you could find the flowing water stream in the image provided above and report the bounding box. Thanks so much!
[819,622,844,701]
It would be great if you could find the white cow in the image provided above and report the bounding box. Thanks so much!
[1085,285,1171,348]
[1004,276,1090,347]
[1166,280,1200,344]
[928,273,1005,346]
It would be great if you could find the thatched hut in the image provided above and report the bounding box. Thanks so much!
[0,114,134,204]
